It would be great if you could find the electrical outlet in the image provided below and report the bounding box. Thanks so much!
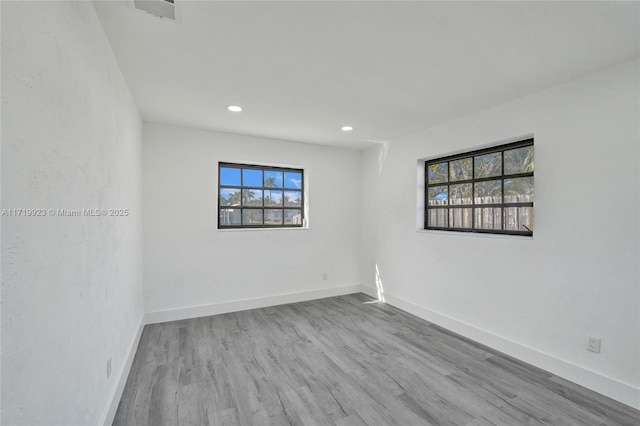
[107,357,112,378]
[587,336,601,353]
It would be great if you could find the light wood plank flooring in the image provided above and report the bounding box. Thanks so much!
[114,293,640,425]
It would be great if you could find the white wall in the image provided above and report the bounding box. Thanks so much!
[1,2,143,425]
[360,59,640,407]
[143,123,361,316]
[1,1,636,420]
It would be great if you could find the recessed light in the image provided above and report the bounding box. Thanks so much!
[227,105,243,112]
[341,126,354,132]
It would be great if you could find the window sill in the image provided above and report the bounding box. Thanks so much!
[416,229,533,240]
[217,226,309,232]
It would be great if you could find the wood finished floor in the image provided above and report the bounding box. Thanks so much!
[114,293,640,425]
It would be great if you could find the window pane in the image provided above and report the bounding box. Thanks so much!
[219,208,241,226]
[264,171,283,188]
[449,208,472,228]
[242,169,262,187]
[474,152,502,178]
[428,186,448,206]
[242,209,263,225]
[284,209,302,225]
[427,162,448,184]
[428,209,448,227]
[474,208,502,230]
[450,158,472,182]
[450,183,472,205]
[504,207,534,232]
[474,180,502,204]
[264,190,283,206]
[218,163,303,229]
[284,191,302,207]
[284,172,302,189]
[219,188,241,206]
[264,209,283,225]
[424,140,533,235]
[504,146,534,175]
[504,177,534,203]
[242,189,263,206]
[220,167,241,186]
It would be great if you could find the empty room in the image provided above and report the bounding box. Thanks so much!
[2,1,639,425]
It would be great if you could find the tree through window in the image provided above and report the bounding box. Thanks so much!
[425,139,534,236]
[219,163,304,228]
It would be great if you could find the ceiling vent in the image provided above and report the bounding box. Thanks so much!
[132,0,181,22]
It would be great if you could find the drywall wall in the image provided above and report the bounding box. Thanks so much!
[360,59,640,407]
[143,123,361,315]
[1,2,143,425]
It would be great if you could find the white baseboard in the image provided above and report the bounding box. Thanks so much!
[144,284,365,324]
[358,284,379,299]
[379,292,640,410]
[100,316,145,426]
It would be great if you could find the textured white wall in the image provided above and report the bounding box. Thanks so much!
[360,60,640,405]
[2,1,637,421]
[1,2,143,425]
[143,123,361,314]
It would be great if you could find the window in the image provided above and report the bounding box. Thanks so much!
[425,139,534,236]
[218,162,304,228]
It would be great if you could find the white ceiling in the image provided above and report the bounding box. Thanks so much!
[94,1,639,150]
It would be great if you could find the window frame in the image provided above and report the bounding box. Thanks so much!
[218,162,305,229]
[424,138,534,236]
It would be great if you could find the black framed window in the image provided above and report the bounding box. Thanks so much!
[218,162,304,228]
[425,139,534,236]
